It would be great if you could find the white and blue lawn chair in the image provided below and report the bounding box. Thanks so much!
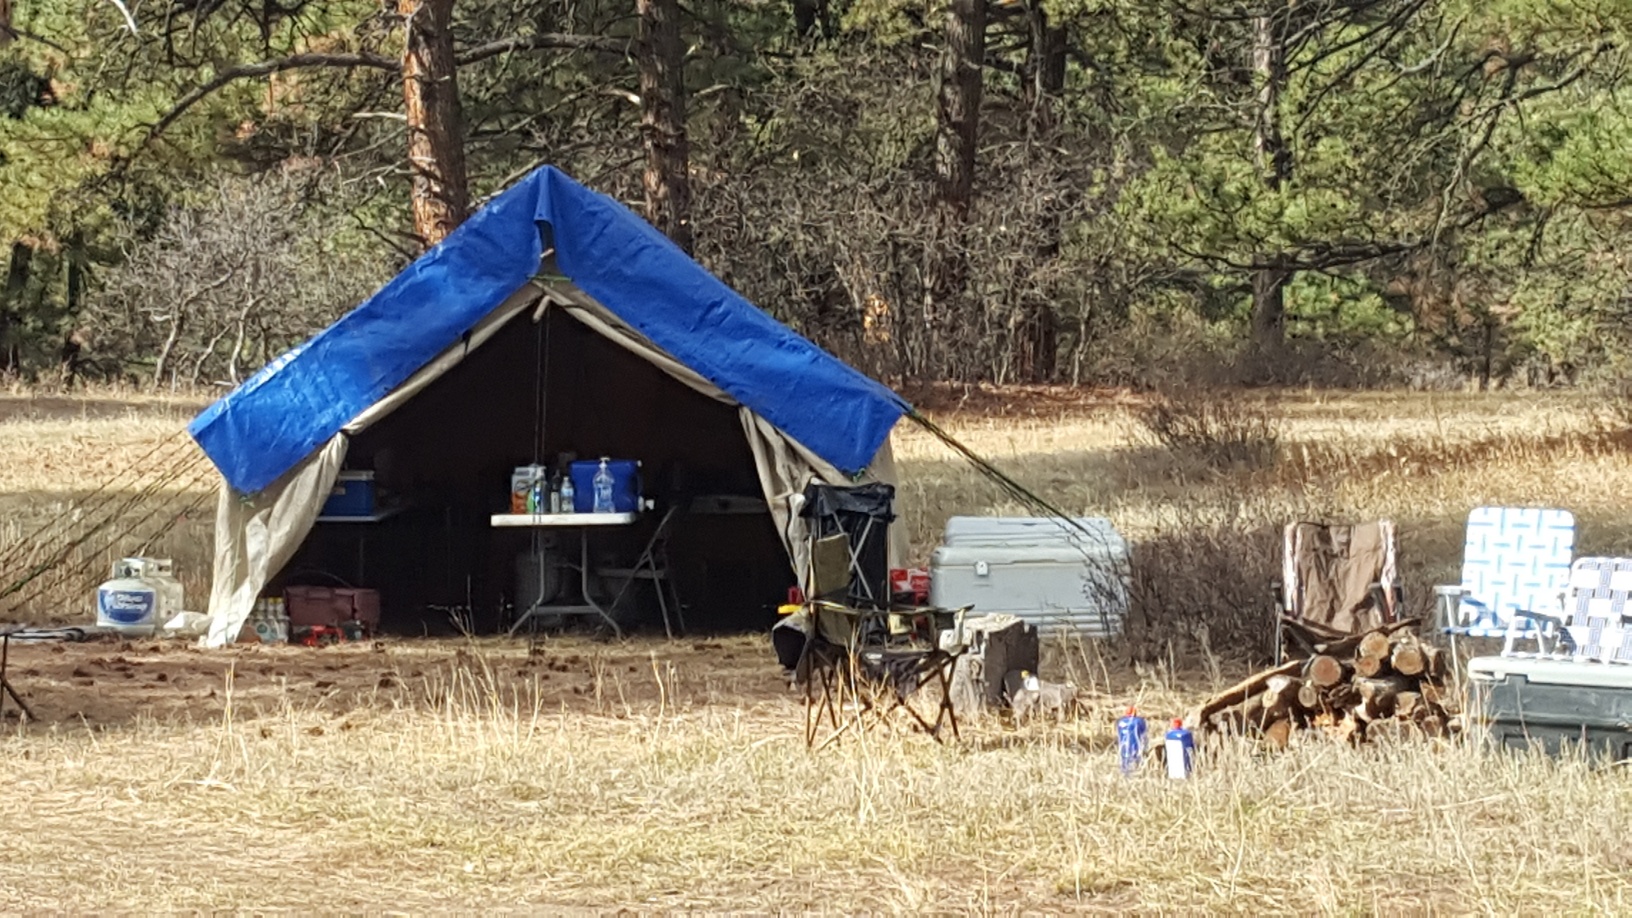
[1434,507,1576,663]
[1556,557,1632,664]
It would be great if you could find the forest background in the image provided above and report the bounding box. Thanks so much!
[1,0,1629,392]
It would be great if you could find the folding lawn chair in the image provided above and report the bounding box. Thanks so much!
[1273,520,1401,665]
[1552,557,1632,663]
[798,482,895,609]
[1435,507,1576,663]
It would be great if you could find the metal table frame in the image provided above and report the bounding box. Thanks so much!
[492,512,637,637]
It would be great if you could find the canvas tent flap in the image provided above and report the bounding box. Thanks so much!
[189,165,909,495]
[204,436,346,647]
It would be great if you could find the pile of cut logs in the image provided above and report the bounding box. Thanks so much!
[1188,620,1462,746]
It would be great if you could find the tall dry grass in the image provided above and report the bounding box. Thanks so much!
[0,392,214,622]
[1,644,1629,911]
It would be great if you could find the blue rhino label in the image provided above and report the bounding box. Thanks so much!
[98,586,156,625]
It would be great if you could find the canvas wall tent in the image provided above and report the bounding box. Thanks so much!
[188,165,911,648]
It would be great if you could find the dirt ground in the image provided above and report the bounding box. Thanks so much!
[1,632,790,727]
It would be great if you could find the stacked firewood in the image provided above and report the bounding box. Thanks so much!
[1188,620,1462,747]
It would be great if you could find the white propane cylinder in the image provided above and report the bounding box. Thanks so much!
[97,561,159,635]
[143,558,185,623]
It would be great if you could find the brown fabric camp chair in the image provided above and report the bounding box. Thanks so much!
[1272,520,1402,664]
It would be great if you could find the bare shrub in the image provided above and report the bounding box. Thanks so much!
[1115,503,1285,665]
[80,167,389,389]
[1130,389,1282,469]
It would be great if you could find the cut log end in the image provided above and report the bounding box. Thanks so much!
[1358,631,1392,660]
[1306,654,1344,688]
[1391,642,1425,677]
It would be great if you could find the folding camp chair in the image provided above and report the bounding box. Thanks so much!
[1549,557,1632,663]
[0,625,93,721]
[0,629,35,721]
[794,601,968,750]
[600,504,684,638]
[799,483,895,609]
[1272,520,1401,665]
[1435,507,1576,663]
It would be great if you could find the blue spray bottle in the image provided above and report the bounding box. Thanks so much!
[1164,718,1195,780]
[1115,706,1147,776]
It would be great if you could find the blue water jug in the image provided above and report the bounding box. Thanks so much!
[1164,719,1195,780]
[1115,707,1147,776]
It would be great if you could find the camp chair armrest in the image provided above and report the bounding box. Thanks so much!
[1505,610,1567,657]
[1512,609,1564,632]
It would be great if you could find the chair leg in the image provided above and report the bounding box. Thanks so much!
[0,636,31,722]
[654,573,675,640]
[666,577,684,635]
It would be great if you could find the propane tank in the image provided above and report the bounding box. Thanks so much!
[142,557,185,623]
[96,559,159,635]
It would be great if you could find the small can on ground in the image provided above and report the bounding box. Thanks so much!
[1115,706,1147,776]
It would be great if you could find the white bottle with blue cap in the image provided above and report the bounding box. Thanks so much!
[1164,718,1195,780]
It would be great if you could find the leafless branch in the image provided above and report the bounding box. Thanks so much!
[134,52,398,158]
[456,33,632,65]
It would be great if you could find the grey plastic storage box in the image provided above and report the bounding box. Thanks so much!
[1467,655,1632,759]
[929,516,1130,638]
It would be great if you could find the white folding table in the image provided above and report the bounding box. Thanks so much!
[492,512,638,637]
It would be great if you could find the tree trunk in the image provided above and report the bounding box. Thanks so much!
[154,314,184,388]
[792,0,829,39]
[1251,4,1292,348]
[1011,2,1065,383]
[399,0,469,248]
[928,0,986,367]
[1,241,31,373]
[60,234,86,382]
[1022,4,1065,131]
[935,0,985,227]
[637,0,693,254]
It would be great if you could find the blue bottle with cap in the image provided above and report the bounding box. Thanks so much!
[1164,718,1195,779]
[1115,706,1147,776]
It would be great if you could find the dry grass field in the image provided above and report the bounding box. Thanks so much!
[1,385,1631,912]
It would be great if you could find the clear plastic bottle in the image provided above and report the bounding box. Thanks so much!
[592,458,615,513]
[559,475,576,513]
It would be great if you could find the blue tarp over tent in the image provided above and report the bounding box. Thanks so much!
[189,166,911,495]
